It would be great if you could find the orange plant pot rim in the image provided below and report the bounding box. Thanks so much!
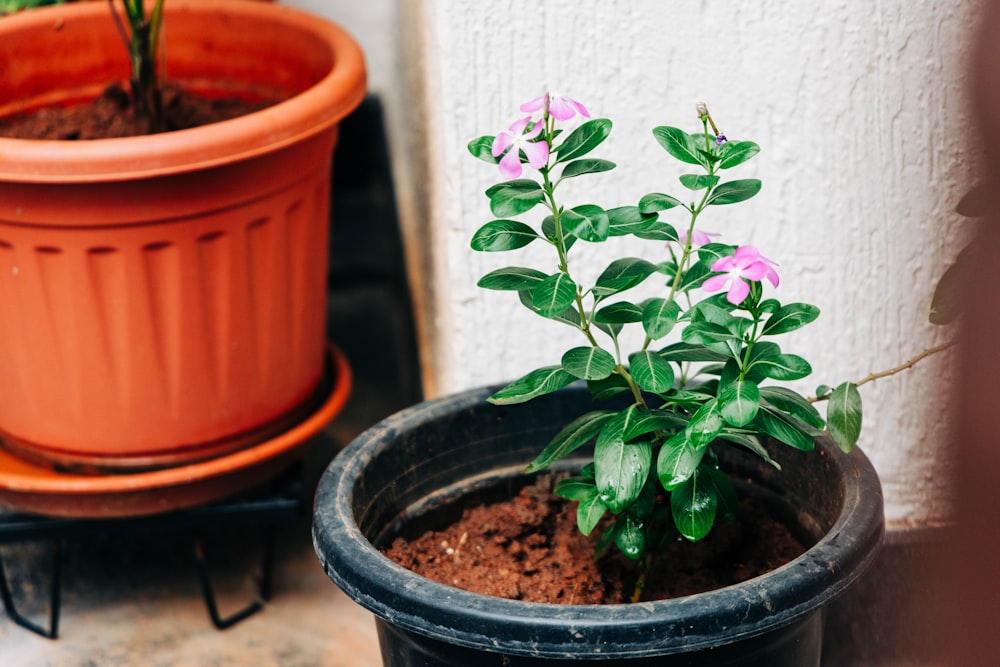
[0,0,367,182]
[0,344,352,518]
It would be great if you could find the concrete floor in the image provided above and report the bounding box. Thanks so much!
[0,98,419,666]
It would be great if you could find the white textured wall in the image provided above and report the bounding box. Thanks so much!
[283,0,398,98]
[398,0,982,528]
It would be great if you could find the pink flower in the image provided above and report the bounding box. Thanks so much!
[677,228,720,248]
[491,117,549,180]
[702,245,780,305]
[520,92,590,122]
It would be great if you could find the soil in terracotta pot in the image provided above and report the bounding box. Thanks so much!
[383,475,808,604]
[0,82,279,140]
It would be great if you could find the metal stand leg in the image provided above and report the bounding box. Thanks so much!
[192,525,276,630]
[0,541,61,639]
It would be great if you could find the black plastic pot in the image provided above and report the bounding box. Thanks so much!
[313,385,883,665]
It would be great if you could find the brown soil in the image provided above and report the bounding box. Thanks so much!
[383,476,808,604]
[0,82,278,140]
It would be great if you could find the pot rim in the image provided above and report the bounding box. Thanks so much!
[0,0,367,183]
[312,384,885,659]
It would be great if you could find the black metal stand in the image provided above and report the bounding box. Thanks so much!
[0,472,304,639]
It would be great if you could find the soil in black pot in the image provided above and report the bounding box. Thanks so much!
[0,82,279,140]
[383,475,808,605]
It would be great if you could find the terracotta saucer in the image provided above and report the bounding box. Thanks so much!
[0,345,352,519]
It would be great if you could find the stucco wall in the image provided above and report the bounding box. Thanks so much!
[394,0,980,528]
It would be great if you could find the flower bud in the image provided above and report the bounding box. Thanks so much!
[696,101,709,119]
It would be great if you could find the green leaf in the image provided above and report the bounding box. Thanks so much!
[681,321,741,358]
[607,206,660,236]
[702,465,738,523]
[754,407,816,451]
[540,215,577,252]
[761,303,821,335]
[525,410,616,473]
[671,468,718,541]
[477,266,548,291]
[553,476,597,501]
[627,350,676,393]
[562,346,616,381]
[488,366,575,405]
[679,174,720,191]
[718,380,760,427]
[623,408,687,441]
[697,243,736,265]
[642,298,681,340]
[595,411,652,513]
[561,204,610,242]
[485,179,544,217]
[577,492,608,536]
[470,219,541,252]
[587,374,632,401]
[759,386,825,429]
[615,515,646,560]
[594,321,622,339]
[677,259,714,291]
[593,258,657,297]
[657,433,707,490]
[706,179,762,206]
[750,353,812,381]
[519,288,582,327]
[689,301,736,326]
[634,222,680,242]
[718,140,760,169]
[639,192,685,215]
[652,126,703,166]
[531,272,577,317]
[827,382,862,453]
[718,429,780,469]
[467,135,498,163]
[595,301,643,324]
[658,342,729,363]
[685,400,724,448]
[560,158,616,179]
[556,118,613,163]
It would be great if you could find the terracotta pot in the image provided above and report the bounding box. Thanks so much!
[0,0,366,469]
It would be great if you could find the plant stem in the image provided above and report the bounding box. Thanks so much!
[810,340,957,401]
[852,340,957,389]
[630,553,651,603]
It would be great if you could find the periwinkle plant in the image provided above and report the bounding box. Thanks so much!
[468,94,868,582]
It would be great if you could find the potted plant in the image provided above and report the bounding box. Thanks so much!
[0,0,365,473]
[312,94,950,664]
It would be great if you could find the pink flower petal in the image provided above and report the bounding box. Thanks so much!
[508,116,532,133]
[568,98,591,118]
[733,245,761,266]
[521,140,549,169]
[702,275,730,292]
[765,267,780,287]
[492,132,513,157]
[498,148,523,179]
[519,95,546,114]
[548,96,577,121]
[740,261,770,281]
[726,279,750,305]
[710,256,736,273]
[523,120,544,140]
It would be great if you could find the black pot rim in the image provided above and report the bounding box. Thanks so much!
[313,385,884,659]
